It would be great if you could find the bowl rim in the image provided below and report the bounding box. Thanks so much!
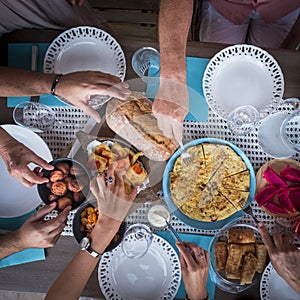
[162,138,256,230]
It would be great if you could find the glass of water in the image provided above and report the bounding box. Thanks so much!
[227,105,259,136]
[132,47,160,82]
[121,223,153,259]
[13,101,58,132]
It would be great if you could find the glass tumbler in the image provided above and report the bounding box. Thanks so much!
[132,47,160,82]
[121,223,153,259]
[13,101,58,132]
[227,105,259,136]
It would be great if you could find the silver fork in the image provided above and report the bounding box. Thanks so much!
[179,141,192,165]
[242,204,259,224]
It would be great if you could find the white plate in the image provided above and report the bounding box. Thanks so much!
[260,262,300,300]
[43,26,126,108]
[98,234,181,300]
[203,44,284,119]
[0,125,52,218]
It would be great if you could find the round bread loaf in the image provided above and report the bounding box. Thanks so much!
[106,93,178,161]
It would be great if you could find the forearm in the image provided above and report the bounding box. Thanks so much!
[0,231,24,259]
[0,127,15,148]
[159,0,193,82]
[0,67,55,96]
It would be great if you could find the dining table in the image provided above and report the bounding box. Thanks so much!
[0,28,299,300]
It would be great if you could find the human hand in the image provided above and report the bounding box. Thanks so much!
[0,138,54,187]
[17,202,70,249]
[258,222,300,294]
[90,162,137,222]
[55,71,131,122]
[176,242,209,300]
[67,0,85,7]
[152,78,188,143]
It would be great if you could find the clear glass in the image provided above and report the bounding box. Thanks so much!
[227,105,259,136]
[121,223,153,259]
[13,101,59,132]
[132,47,160,82]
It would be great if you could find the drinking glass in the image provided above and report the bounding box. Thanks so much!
[227,105,259,136]
[121,223,153,259]
[13,101,58,132]
[132,47,160,82]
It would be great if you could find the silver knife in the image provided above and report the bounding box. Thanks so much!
[30,45,40,103]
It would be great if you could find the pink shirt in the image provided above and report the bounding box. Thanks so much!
[209,0,300,24]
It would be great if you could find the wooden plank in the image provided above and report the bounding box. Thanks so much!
[95,9,158,25]
[109,23,158,40]
[89,0,159,11]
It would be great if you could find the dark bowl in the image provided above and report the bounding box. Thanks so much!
[72,200,126,252]
[37,158,91,211]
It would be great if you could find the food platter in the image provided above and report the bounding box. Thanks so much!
[260,261,300,300]
[202,44,284,120]
[162,138,256,230]
[43,26,126,108]
[98,234,181,300]
[0,125,52,217]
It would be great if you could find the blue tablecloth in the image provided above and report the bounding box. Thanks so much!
[156,231,215,300]
[7,43,66,107]
[0,210,45,268]
[146,57,210,122]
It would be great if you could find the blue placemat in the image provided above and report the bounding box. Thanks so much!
[146,57,210,122]
[0,209,45,268]
[156,231,215,300]
[7,43,67,107]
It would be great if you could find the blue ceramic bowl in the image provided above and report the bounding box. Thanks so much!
[162,138,256,230]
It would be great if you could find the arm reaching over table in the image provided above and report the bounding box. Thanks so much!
[153,0,193,142]
[176,242,209,300]
[45,163,137,300]
[258,222,300,294]
[0,203,70,260]
[0,127,54,187]
[0,67,130,122]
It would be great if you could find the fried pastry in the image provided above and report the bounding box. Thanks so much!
[55,162,70,175]
[225,244,243,275]
[215,242,228,271]
[256,244,268,273]
[49,170,65,182]
[57,197,72,210]
[240,253,258,285]
[228,228,255,244]
[51,181,67,196]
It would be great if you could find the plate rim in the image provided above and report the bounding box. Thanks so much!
[98,233,181,300]
[0,124,53,218]
[202,44,284,120]
[162,137,256,230]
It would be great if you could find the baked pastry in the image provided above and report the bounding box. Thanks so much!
[106,93,178,161]
[170,143,251,221]
[228,228,255,244]
[240,253,258,285]
[225,244,243,277]
[256,244,268,273]
[215,242,228,271]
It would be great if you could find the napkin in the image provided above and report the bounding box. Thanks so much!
[0,209,45,268]
[146,57,210,122]
[7,43,67,107]
[156,231,215,300]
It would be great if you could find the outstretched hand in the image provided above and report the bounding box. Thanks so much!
[55,71,131,122]
[176,242,209,300]
[0,138,53,187]
[258,222,300,294]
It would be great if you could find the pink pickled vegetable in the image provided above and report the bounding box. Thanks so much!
[280,166,300,183]
[289,190,300,212]
[264,201,289,215]
[263,167,288,188]
[278,190,296,212]
[255,185,278,206]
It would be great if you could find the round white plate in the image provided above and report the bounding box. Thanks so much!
[260,262,300,300]
[203,44,284,120]
[0,125,52,217]
[43,26,126,108]
[99,234,181,300]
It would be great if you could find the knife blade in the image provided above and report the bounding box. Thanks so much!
[30,45,40,103]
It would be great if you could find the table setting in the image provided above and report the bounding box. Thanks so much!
[0,26,299,300]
